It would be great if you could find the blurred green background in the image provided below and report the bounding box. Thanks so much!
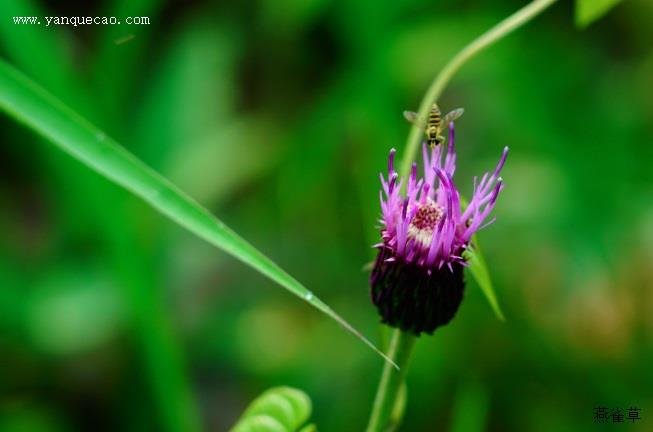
[1,0,652,431]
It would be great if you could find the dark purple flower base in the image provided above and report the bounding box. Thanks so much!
[370,248,465,336]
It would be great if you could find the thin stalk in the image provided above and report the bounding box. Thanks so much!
[366,329,416,432]
[399,0,559,177]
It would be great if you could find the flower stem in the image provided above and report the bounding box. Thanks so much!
[366,329,417,432]
[399,0,559,177]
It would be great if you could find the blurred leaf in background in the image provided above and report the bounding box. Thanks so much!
[575,0,623,28]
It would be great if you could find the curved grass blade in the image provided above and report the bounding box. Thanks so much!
[0,59,396,369]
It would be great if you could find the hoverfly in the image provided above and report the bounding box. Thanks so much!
[404,103,464,148]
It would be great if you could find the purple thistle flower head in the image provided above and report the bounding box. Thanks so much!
[370,122,508,335]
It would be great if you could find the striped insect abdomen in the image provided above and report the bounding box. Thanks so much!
[428,105,441,130]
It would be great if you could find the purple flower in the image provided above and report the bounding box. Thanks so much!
[370,123,508,335]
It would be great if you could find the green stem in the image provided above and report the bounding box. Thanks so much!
[399,0,559,177]
[366,329,416,432]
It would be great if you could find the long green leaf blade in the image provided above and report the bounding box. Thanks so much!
[0,58,396,368]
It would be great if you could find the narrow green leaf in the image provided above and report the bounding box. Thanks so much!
[0,59,396,368]
[575,0,622,28]
[464,245,505,321]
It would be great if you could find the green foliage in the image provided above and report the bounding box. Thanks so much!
[575,0,623,27]
[231,387,315,432]
[0,3,199,431]
[1,0,652,430]
[456,196,504,320]
[464,246,505,321]
[0,0,74,98]
[0,59,392,365]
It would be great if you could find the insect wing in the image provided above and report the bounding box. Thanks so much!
[403,110,425,129]
[442,108,464,127]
